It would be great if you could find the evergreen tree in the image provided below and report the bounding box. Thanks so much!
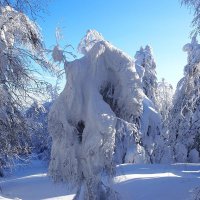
[135,45,158,107]
[167,36,200,163]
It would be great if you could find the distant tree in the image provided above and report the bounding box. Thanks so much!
[26,101,52,161]
[25,80,60,161]
[157,78,174,121]
[135,45,158,107]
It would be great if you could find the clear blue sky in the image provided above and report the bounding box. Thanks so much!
[38,0,193,88]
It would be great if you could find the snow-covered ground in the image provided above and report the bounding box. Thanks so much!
[0,160,199,200]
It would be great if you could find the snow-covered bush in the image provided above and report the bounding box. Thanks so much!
[167,36,200,163]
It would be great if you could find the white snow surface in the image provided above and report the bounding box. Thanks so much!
[0,160,200,200]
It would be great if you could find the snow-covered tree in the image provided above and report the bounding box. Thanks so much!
[157,78,174,121]
[0,6,56,104]
[134,46,164,163]
[181,0,200,35]
[48,30,163,199]
[0,4,56,173]
[48,30,145,199]
[134,45,158,107]
[167,36,200,163]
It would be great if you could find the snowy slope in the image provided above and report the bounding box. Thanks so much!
[0,160,199,200]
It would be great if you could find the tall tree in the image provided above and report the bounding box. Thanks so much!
[0,2,56,172]
[167,36,200,163]
[135,45,158,107]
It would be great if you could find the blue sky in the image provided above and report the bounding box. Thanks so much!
[38,0,193,88]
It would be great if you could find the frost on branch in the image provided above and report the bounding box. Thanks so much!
[0,6,42,51]
[0,5,55,172]
[0,5,57,105]
[157,78,174,121]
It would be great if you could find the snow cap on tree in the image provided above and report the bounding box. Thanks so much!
[78,29,105,55]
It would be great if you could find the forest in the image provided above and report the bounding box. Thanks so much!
[0,0,200,200]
